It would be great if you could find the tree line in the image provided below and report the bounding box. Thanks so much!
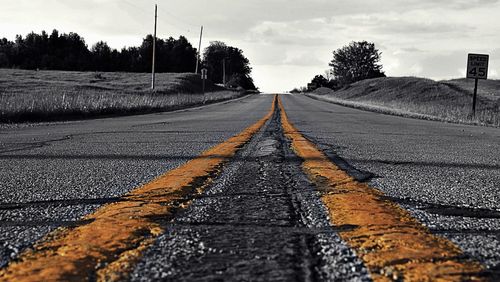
[293,41,385,93]
[0,29,256,89]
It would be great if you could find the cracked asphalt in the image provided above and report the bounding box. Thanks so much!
[131,108,368,281]
[0,95,273,269]
[280,94,500,276]
[1,93,499,280]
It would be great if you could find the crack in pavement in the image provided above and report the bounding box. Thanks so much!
[382,195,500,219]
[0,135,72,154]
[131,104,369,281]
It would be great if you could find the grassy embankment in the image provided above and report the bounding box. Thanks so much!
[0,69,249,123]
[307,77,500,126]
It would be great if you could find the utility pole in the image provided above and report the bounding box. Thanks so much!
[195,26,203,74]
[222,58,226,85]
[151,4,157,90]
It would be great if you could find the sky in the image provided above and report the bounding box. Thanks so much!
[1,0,500,92]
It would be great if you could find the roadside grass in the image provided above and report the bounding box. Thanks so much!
[442,78,500,101]
[0,69,246,123]
[307,77,500,127]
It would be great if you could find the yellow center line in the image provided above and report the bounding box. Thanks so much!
[0,95,277,282]
[277,96,485,281]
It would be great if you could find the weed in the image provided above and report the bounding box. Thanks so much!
[0,69,243,123]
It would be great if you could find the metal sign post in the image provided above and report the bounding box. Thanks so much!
[466,53,489,117]
[201,68,208,103]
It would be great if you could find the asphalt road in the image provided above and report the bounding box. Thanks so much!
[1,93,499,280]
[0,94,273,269]
[281,94,500,275]
[130,109,368,281]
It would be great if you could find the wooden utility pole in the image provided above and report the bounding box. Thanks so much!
[151,4,157,90]
[195,26,203,74]
[222,58,226,85]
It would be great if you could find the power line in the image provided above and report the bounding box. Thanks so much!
[157,6,198,30]
[122,0,150,16]
[121,1,203,56]
[122,0,195,36]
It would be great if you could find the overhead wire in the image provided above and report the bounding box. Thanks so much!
[119,0,203,54]
[122,0,199,37]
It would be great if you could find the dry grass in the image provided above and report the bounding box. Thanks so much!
[308,77,500,127]
[0,69,245,122]
[441,78,500,101]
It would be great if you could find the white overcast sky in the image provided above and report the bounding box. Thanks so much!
[1,0,500,92]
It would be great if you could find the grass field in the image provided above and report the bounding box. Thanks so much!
[0,69,246,123]
[441,78,500,101]
[308,77,500,126]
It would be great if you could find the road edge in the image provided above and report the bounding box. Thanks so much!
[278,95,487,281]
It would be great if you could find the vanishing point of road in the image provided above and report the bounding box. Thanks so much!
[0,94,499,281]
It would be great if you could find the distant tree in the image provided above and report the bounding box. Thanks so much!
[0,30,201,75]
[311,75,328,88]
[329,41,385,85]
[227,73,256,90]
[203,41,229,84]
[325,79,340,90]
[137,34,197,73]
[203,41,255,89]
[307,74,340,91]
[324,69,334,81]
[0,38,13,67]
[91,41,112,71]
[169,36,197,73]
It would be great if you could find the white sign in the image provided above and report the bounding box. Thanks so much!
[467,53,489,80]
[201,68,208,80]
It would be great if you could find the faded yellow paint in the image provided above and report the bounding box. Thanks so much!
[277,96,485,281]
[0,96,277,282]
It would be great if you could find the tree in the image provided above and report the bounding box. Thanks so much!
[169,36,197,73]
[136,35,197,73]
[0,30,199,74]
[227,73,256,90]
[307,74,340,91]
[324,69,334,81]
[311,75,328,88]
[0,38,13,67]
[329,41,385,85]
[203,41,255,89]
[91,41,112,71]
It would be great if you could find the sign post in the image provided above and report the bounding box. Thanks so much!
[201,68,208,103]
[466,53,489,117]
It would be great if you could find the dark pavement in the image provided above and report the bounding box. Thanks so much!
[281,94,500,274]
[130,108,368,281]
[1,93,499,279]
[0,95,273,269]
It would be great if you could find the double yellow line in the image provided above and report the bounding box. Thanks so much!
[0,97,276,281]
[277,97,485,281]
[0,96,486,281]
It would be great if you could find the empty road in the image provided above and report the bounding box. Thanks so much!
[0,94,499,281]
